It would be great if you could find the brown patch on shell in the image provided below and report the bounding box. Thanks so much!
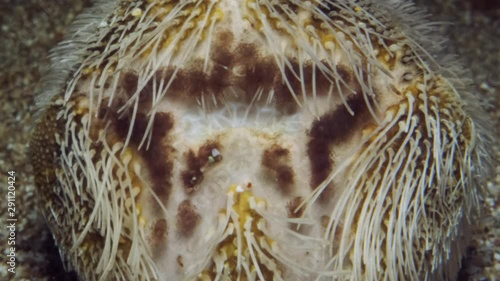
[262,144,295,193]
[307,93,373,200]
[287,197,305,219]
[181,141,222,193]
[176,200,201,236]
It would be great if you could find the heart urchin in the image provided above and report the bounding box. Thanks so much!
[30,0,491,280]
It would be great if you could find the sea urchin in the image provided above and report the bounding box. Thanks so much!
[30,0,491,280]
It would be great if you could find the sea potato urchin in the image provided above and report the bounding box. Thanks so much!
[29,0,491,280]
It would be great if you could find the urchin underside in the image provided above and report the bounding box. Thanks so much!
[29,1,489,281]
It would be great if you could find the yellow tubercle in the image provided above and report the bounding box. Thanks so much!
[131,7,143,17]
[321,33,337,50]
[200,184,280,280]
[82,67,94,76]
[212,8,224,21]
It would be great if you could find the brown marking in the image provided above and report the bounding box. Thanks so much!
[198,142,223,164]
[122,72,139,97]
[147,41,342,115]
[176,200,200,236]
[269,59,334,114]
[308,93,372,195]
[149,218,168,246]
[335,65,353,84]
[159,60,232,104]
[287,197,305,218]
[138,75,156,105]
[97,103,108,120]
[181,150,204,193]
[177,255,184,268]
[275,165,294,188]
[234,43,258,61]
[113,111,130,140]
[262,144,295,193]
[120,71,157,111]
[110,110,175,202]
[320,215,330,229]
[216,30,234,48]
[137,113,174,201]
[273,82,300,115]
[210,66,232,96]
[241,57,278,96]
[262,144,290,166]
[188,69,211,95]
[161,68,182,93]
[181,141,222,192]
[212,39,234,68]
